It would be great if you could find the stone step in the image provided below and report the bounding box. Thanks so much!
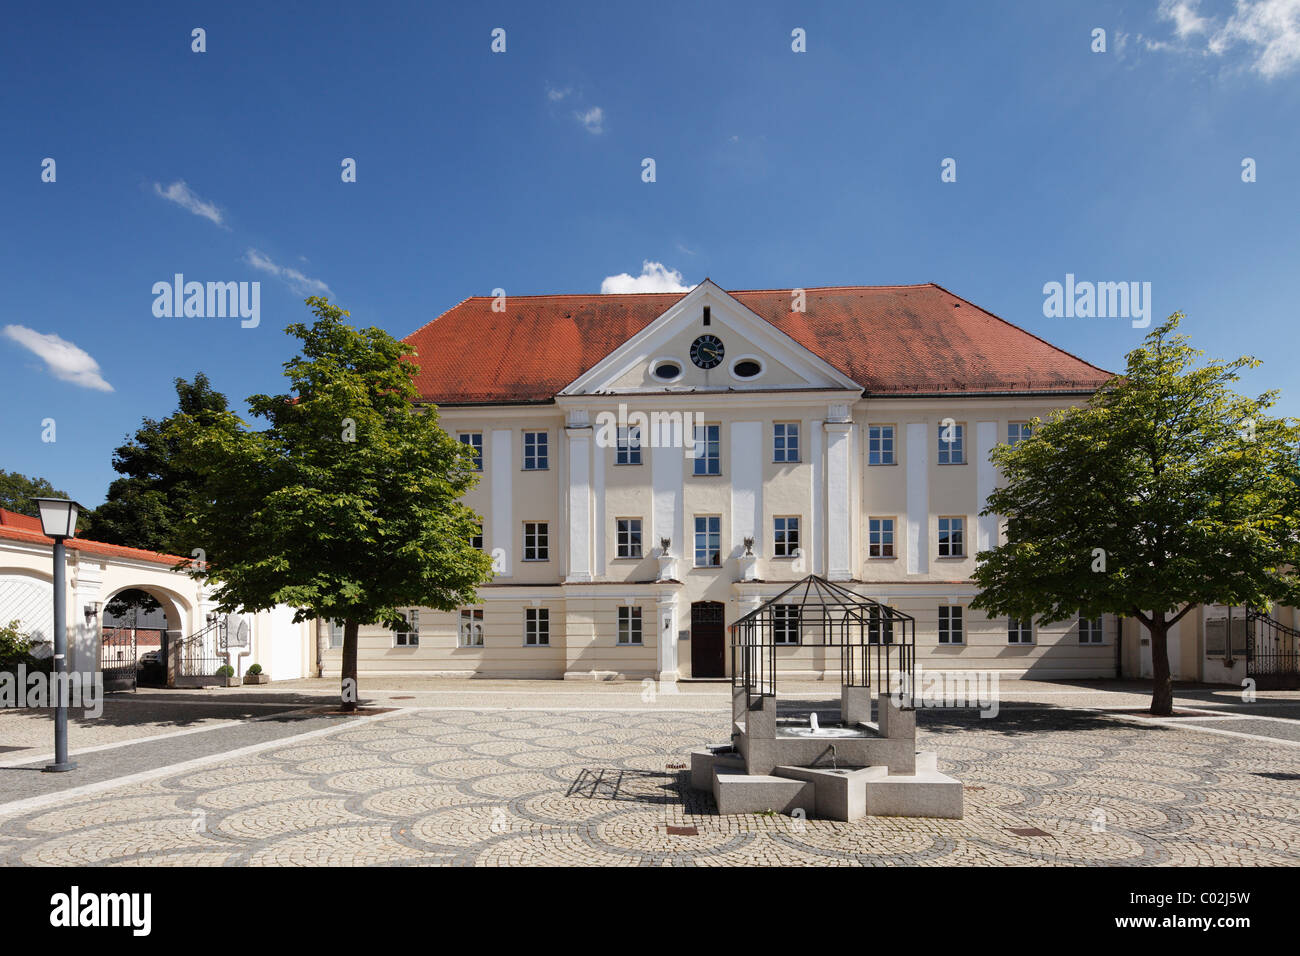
[712,769,815,816]
[864,770,964,819]
[690,748,746,791]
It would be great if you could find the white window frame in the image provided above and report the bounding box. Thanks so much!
[1079,615,1104,645]
[938,605,963,645]
[616,517,643,559]
[1008,617,1034,645]
[524,607,549,646]
[694,515,721,567]
[523,431,549,470]
[868,424,896,465]
[773,516,800,558]
[617,606,643,645]
[868,516,895,558]
[938,422,966,465]
[692,424,721,476]
[773,422,800,463]
[394,608,420,647]
[459,607,484,647]
[773,604,800,645]
[938,516,965,558]
[458,432,484,471]
[615,425,642,466]
[1007,421,1032,447]
[524,521,549,561]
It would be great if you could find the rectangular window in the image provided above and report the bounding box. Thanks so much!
[868,425,896,465]
[692,424,721,476]
[523,431,548,470]
[394,609,420,647]
[937,422,965,464]
[616,425,642,466]
[1007,422,1032,447]
[524,522,549,561]
[459,608,484,647]
[1079,615,1104,645]
[694,515,721,567]
[773,604,800,645]
[774,516,800,557]
[938,516,965,558]
[616,518,643,559]
[1008,618,1034,645]
[470,522,483,551]
[868,605,895,644]
[617,606,643,645]
[329,620,345,649]
[938,606,963,645]
[868,517,895,558]
[458,432,483,471]
[773,422,800,463]
[525,608,550,646]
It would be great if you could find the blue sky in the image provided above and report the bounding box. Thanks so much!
[3,0,1299,506]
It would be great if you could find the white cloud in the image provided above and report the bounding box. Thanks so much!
[152,180,225,227]
[3,325,113,392]
[1160,0,1212,36]
[600,261,693,294]
[1158,0,1300,77]
[547,86,572,101]
[575,106,605,134]
[243,249,334,298]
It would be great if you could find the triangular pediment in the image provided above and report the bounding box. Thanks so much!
[560,280,863,396]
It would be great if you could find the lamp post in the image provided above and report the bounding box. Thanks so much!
[33,497,82,773]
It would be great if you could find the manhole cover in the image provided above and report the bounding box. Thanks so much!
[666,825,698,836]
[667,763,687,769]
[1006,827,1050,837]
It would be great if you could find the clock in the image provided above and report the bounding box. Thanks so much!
[689,334,725,369]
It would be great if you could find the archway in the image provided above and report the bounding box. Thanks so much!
[98,584,191,690]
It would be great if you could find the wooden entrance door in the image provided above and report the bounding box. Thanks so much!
[690,601,726,678]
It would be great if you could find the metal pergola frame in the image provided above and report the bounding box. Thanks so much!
[729,575,916,711]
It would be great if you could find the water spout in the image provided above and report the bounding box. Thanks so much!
[809,712,820,733]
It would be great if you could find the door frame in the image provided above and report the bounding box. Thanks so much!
[690,601,726,678]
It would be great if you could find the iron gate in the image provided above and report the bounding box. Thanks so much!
[174,617,229,686]
[99,626,137,692]
[1246,609,1300,687]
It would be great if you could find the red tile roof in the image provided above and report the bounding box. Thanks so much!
[402,283,1114,405]
[0,509,186,567]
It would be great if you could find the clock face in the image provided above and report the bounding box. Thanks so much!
[690,334,725,369]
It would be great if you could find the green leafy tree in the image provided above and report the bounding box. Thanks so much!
[84,373,232,555]
[176,298,493,710]
[971,315,1300,715]
[0,471,70,516]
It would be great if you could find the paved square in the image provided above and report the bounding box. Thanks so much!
[0,693,1296,866]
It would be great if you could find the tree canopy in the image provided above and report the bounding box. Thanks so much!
[83,373,232,555]
[175,298,493,709]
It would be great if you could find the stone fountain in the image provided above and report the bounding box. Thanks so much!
[689,575,963,820]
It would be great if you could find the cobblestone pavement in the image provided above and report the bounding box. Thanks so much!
[0,706,1296,866]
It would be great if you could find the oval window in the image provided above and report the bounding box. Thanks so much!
[733,360,763,378]
[652,361,681,380]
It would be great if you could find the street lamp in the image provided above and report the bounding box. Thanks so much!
[32,497,82,773]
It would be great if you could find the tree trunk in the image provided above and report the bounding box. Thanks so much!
[1148,614,1174,716]
[341,619,359,712]
[315,617,327,679]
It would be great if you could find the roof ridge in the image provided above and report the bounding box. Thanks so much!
[401,295,475,343]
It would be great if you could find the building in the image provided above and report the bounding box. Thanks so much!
[326,280,1153,681]
[0,509,313,685]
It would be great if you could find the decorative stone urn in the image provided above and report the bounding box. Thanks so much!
[738,536,759,581]
[656,538,677,582]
